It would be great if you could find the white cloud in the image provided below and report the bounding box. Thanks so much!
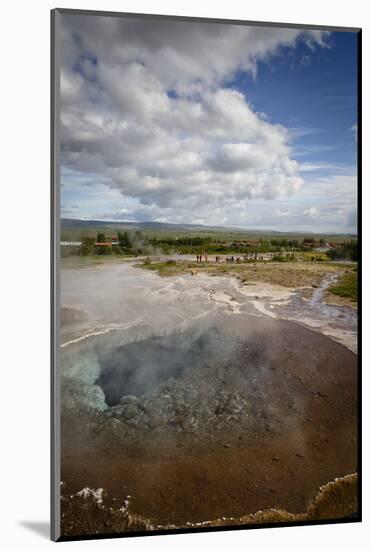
[60,15,328,94]
[299,163,334,172]
[303,207,319,219]
[273,209,292,218]
[350,123,358,142]
[59,14,330,226]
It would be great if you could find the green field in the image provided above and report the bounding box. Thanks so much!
[61,220,358,262]
[328,271,358,301]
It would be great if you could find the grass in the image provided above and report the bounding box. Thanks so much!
[137,260,187,275]
[298,251,329,262]
[328,271,358,301]
[139,258,353,290]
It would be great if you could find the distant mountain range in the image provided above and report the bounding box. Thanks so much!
[61,218,357,237]
[61,218,219,231]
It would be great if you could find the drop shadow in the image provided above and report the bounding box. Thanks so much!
[18,521,50,539]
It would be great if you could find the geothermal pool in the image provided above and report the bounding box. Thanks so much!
[59,258,358,535]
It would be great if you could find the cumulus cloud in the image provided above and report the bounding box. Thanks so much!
[273,209,292,218]
[350,124,358,142]
[263,171,358,233]
[303,207,319,219]
[59,14,329,225]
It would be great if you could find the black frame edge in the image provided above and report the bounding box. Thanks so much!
[356,27,362,523]
[51,7,61,543]
[57,516,361,543]
[50,9,362,542]
[53,7,361,33]
[50,8,55,542]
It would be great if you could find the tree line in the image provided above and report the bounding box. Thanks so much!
[61,231,358,261]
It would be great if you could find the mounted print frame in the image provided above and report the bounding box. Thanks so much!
[51,8,362,542]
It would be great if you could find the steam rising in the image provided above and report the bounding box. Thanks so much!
[95,326,234,405]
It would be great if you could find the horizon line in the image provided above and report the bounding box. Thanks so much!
[61,217,357,236]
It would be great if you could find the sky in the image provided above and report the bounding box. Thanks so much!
[59,14,358,233]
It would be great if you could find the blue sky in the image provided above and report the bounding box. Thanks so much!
[60,16,358,233]
[233,31,357,169]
